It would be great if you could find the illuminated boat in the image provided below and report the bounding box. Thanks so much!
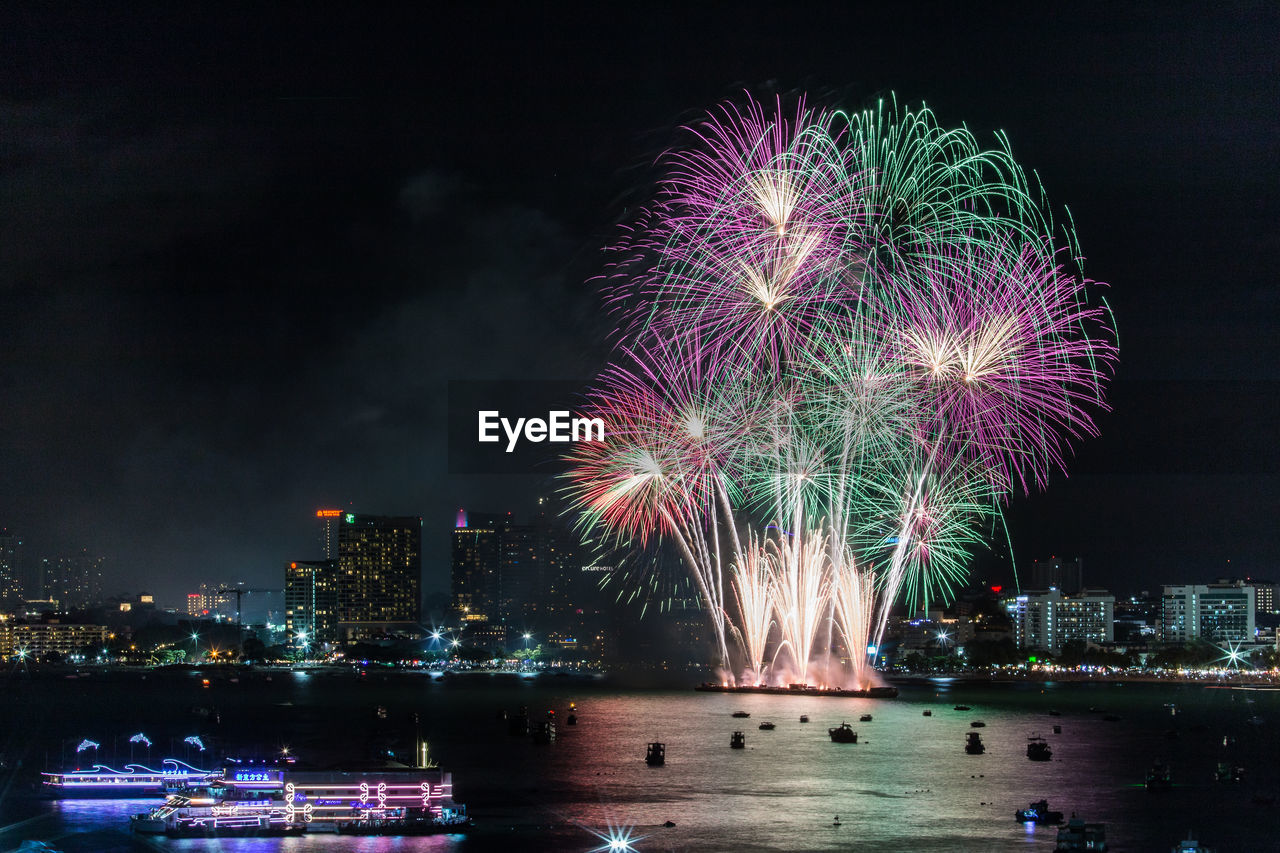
[1145,761,1172,789]
[645,742,665,766]
[131,763,470,837]
[41,759,218,798]
[730,731,746,749]
[964,732,985,754]
[697,684,898,698]
[1015,799,1064,824]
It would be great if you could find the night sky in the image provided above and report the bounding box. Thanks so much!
[2,3,1276,604]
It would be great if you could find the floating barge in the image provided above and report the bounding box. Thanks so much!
[131,763,469,837]
[42,759,218,798]
[696,683,898,698]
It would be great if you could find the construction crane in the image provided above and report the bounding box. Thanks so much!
[215,587,279,657]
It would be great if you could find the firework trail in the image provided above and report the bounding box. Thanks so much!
[564,92,1115,685]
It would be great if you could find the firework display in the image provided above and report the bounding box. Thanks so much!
[565,95,1116,688]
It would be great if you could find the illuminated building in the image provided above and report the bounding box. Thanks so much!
[1,622,110,659]
[1161,582,1255,644]
[41,550,104,610]
[316,508,343,560]
[0,530,22,607]
[451,511,504,623]
[284,560,338,645]
[334,514,422,640]
[1007,588,1114,653]
[1253,581,1277,615]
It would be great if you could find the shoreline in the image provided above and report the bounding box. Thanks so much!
[888,671,1280,688]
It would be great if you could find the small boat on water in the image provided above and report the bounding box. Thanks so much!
[645,742,665,766]
[970,720,985,728]
[1048,710,1061,717]
[730,731,746,749]
[731,711,751,718]
[922,710,932,717]
[859,714,872,722]
[1015,799,1064,824]
[828,723,858,743]
[566,713,577,726]
[799,714,809,723]
[1055,817,1106,851]
[1213,762,1243,782]
[1052,724,1063,734]
[964,732,985,755]
[1146,761,1173,789]
[758,721,776,730]
[1172,831,1213,852]
[1027,737,1052,762]
[531,721,555,744]
[954,705,971,711]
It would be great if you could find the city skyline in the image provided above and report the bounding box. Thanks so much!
[1,4,1277,604]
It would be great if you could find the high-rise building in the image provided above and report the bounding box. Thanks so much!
[1161,582,1256,644]
[41,550,104,610]
[0,530,22,608]
[451,511,504,623]
[1027,557,1084,596]
[316,509,343,560]
[285,560,338,646]
[1253,581,1277,616]
[1007,588,1115,653]
[334,514,422,640]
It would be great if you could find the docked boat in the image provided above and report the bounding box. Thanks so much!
[42,758,218,798]
[131,763,469,837]
[1055,817,1106,851]
[730,731,746,749]
[645,742,665,767]
[758,721,776,730]
[828,723,858,743]
[1146,761,1172,789]
[1015,799,1064,824]
[1027,737,1053,762]
[964,732,985,755]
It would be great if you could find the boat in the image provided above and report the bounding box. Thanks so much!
[758,721,776,730]
[922,710,932,717]
[1048,710,1061,717]
[531,721,555,744]
[799,715,809,723]
[1027,737,1052,762]
[859,714,872,722]
[730,731,746,749]
[1172,831,1213,853]
[1213,762,1243,782]
[507,708,529,736]
[964,732,984,755]
[1146,761,1172,789]
[696,684,898,699]
[828,723,858,743]
[42,758,218,798]
[1102,714,1121,722]
[954,705,971,711]
[970,720,986,728]
[1015,799,1064,824]
[131,763,470,837]
[1053,724,1063,734]
[645,742,665,766]
[1055,817,1106,851]
[731,711,751,718]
